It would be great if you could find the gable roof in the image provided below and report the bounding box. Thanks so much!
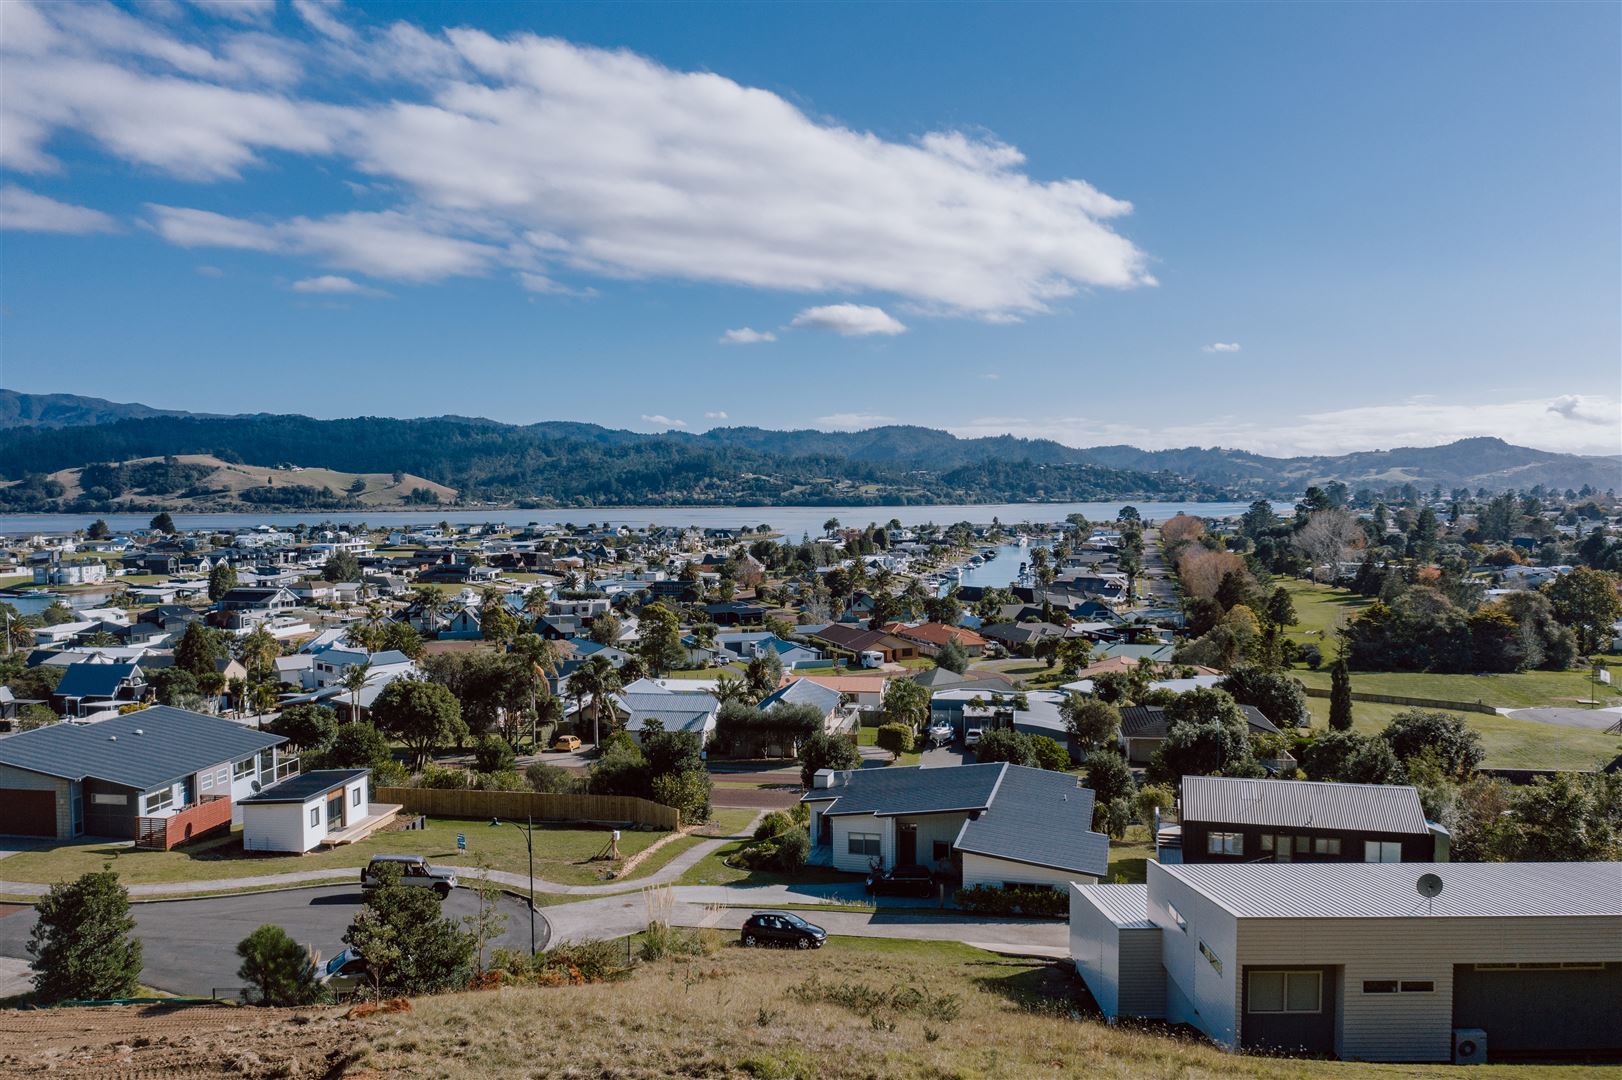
[0,705,283,791]
[1180,775,1429,835]
[54,662,142,699]
[953,765,1107,877]
[883,622,989,649]
[757,678,842,715]
[1117,704,1280,739]
[805,761,1007,817]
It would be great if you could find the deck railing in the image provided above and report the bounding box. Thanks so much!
[134,794,233,850]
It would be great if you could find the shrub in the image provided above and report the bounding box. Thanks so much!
[472,735,516,774]
[875,722,914,761]
[754,810,798,842]
[639,920,720,962]
[490,939,630,986]
[525,762,581,794]
[650,769,712,825]
[474,769,528,791]
[417,763,470,789]
[27,868,142,1004]
[1027,734,1070,772]
[236,924,325,1006]
[954,883,1067,918]
[772,829,810,873]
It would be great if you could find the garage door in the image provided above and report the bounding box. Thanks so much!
[1454,963,1622,1058]
[0,789,58,837]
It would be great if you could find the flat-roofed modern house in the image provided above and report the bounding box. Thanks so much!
[1177,776,1443,865]
[239,768,397,852]
[0,705,294,848]
[1071,861,1622,1062]
[801,762,1108,888]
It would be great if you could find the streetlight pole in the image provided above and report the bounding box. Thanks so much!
[490,815,537,954]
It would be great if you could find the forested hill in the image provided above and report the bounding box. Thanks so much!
[0,391,1613,509]
[0,412,1211,510]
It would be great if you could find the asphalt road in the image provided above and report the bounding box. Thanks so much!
[0,885,535,999]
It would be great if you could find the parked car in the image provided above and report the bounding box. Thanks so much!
[320,948,370,1000]
[964,726,983,747]
[361,854,457,898]
[739,910,826,949]
[552,735,582,752]
[866,864,936,898]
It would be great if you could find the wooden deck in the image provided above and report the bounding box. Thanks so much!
[317,803,403,847]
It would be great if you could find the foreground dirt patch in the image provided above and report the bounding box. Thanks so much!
[0,1002,372,1078]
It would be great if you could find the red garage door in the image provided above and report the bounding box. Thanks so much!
[0,789,58,837]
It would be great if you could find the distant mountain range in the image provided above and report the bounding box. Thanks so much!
[0,390,1615,510]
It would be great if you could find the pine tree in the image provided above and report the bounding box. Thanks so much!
[1328,658,1354,732]
[28,868,143,1004]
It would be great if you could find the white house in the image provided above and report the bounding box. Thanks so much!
[802,762,1108,887]
[1071,861,1622,1062]
[239,768,390,852]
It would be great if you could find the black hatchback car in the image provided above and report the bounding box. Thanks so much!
[740,911,827,949]
[865,864,936,898]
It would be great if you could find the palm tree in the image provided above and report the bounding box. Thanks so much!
[714,674,750,706]
[512,634,561,750]
[570,655,621,749]
[339,661,371,723]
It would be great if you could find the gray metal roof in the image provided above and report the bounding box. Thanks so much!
[809,762,1007,817]
[1073,883,1154,928]
[1180,775,1428,835]
[757,678,842,715]
[239,768,368,804]
[953,765,1107,877]
[1118,704,1280,739]
[1155,861,1622,919]
[0,705,283,792]
[54,663,142,700]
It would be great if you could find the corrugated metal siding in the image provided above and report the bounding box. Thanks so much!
[1148,862,1241,1048]
[1181,776,1428,835]
[1237,914,1622,1062]
[1117,928,1166,1018]
[1070,885,1121,1017]
[960,852,1093,890]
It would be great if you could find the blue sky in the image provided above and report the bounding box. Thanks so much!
[2,0,1618,457]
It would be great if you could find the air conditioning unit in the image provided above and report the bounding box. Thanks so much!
[1453,1028,1487,1065]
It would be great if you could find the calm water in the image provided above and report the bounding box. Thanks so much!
[0,500,1291,538]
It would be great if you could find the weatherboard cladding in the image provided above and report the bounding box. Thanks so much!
[1180,775,1428,836]
[953,766,1107,877]
[238,769,368,804]
[0,705,283,791]
[1160,861,1622,919]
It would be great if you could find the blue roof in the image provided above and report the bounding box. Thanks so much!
[0,705,283,791]
[54,662,141,700]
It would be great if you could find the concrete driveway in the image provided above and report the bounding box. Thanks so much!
[1503,706,1622,731]
[0,885,534,999]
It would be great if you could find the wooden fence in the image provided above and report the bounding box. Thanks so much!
[377,787,681,830]
[1300,687,1498,716]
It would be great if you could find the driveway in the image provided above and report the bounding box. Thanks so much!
[1503,706,1622,731]
[0,885,535,999]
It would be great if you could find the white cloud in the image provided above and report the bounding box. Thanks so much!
[640,414,687,429]
[1546,394,1614,427]
[0,185,117,233]
[0,2,1152,316]
[704,410,728,420]
[981,372,1000,381]
[948,394,1622,457]
[188,1,277,23]
[291,274,387,297]
[818,412,899,430]
[1202,342,1241,353]
[790,303,907,337]
[719,327,776,345]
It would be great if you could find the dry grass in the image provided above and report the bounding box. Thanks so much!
[353,938,1611,1079]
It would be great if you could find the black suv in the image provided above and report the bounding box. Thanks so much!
[865,864,936,898]
[740,911,827,949]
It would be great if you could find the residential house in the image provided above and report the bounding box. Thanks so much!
[883,622,990,657]
[0,705,293,845]
[756,677,854,735]
[32,559,107,586]
[1175,776,1443,866]
[213,587,298,629]
[802,762,1109,888]
[611,679,720,745]
[807,624,920,664]
[240,768,397,852]
[783,673,889,711]
[51,662,147,718]
[702,601,769,627]
[1070,861,1621,1061]
[1113,704,1282,768]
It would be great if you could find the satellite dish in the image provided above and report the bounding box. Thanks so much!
[1417,873,1443,899]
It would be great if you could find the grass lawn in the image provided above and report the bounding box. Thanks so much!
[353,935,1610,1080]
[675,830,854,889]
[1278,578,1371,647]
[1107,824,1156,885]
[1300,697,1620,771]
[1294,666,1622,711]
[857,725,922,767]
[0,817,674,890]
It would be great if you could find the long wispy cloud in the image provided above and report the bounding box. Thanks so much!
[0,0,1151,320]
[791,304,907,337]
[0,184,117,233]
[719,327,775,345]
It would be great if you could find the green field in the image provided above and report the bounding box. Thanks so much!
[1301,697,1620,771]
[1278,578,1371,646]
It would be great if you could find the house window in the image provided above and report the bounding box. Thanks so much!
[1249,971,1321,1013]
[92,793,128,806]
[144,788,173,814]
[1198,941,1223,974]
[1364,840,1402,863]
[1362,980,1399,994]
[1294,836,1309,854]
[1260,834,1274,852]
[1401,981,1434,993]
[259,750,274,773]
[1313,837,1341,855]
[1166,902,1188,933]
[310,806,321,827]
[200,772,213,792]
[1207,831,1243,856]
[932,840,950,862]
[233,757,256,780]
[216,767,229,787]
[847,832,881,857]
[352,788,362,807]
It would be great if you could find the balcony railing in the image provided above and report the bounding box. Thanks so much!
[135,794,233,850]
